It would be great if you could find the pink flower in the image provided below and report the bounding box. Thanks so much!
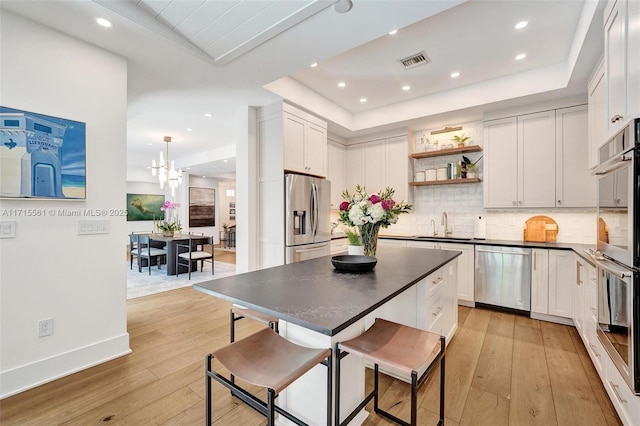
[339,201,350,211]
[369,194,381,204]
[161,201,181,211]
[381,199,395,211]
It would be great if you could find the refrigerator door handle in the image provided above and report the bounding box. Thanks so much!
[310,183,318,237]
[293,243,329,253]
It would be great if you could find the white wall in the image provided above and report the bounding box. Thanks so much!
[0,12,130,397]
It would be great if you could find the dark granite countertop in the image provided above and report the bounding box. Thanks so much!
[193,246,460,336]
[378,235,596,266]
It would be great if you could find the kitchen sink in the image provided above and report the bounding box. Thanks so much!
[413,235,473,241]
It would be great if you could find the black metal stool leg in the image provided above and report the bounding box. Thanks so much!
[440,348,446,426]
[335,344,341,426]
[411,371,418,426]
[206,354,213,425]
[267,389,276,426]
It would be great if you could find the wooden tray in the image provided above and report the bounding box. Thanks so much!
[524,215,558,242]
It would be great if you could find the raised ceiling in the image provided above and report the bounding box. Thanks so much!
[1,0,604,180]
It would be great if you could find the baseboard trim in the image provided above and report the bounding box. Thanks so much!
[0,333,131,399]
[530,312,574,326]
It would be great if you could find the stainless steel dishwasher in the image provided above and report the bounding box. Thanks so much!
[474,245,532,313]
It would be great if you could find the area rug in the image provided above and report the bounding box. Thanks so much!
[127,260,236,299]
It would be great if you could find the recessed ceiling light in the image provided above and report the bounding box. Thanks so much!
[360,98,367,103]
[515,21,528,30]
[515,53,526,60]
[451,72,460,78]
[96,18,112,28]
[147,143,152,146]
[338,82,346,88]
[202,175,206,178]
[223,159,228,163]
[204,113,212,117]
[389,29,398,35]
[310,62,318,68]
[186,128,192,131]
[186,167,191,170]
[402,85,411,91]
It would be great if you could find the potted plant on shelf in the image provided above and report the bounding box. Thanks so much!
[453,133,470,148]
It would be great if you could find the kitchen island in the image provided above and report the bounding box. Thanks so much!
[194,246,460,425]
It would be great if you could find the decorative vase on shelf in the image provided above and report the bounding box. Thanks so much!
[348,245,365,255]
[359,223,381,257]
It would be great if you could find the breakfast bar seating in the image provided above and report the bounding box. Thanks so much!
[205,328,332,425]
[335,318,445,426]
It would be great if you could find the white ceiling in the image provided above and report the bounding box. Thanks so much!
[1,0,604,181]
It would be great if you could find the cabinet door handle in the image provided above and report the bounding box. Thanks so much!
[611,114,624,123]
[518,200,523,205]
[533,253,537,271]
[609,381,627,403]
[557,200,562,204]
[432,306,443,317]
[512,200,517,206]
[576,261,581,285]
[432,276,444,285]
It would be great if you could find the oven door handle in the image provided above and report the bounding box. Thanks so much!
[593,257,634,279]
[593,151,633,176]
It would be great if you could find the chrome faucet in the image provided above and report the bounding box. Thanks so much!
[442,212,452,237]
[430,219,438,237]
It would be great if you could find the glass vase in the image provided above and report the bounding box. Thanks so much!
[359,223,381,257]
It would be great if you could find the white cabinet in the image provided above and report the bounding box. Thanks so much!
[548,250,574,318]
[604,0,628,135]
[531,249,550,315]
[378,238,408,247]
[438,243,475,307]
[330,238,348,255]
[530,249,573,321]
[483,111,556,208]
[365,259,458,345]
[603,0,640,138]
[344,136,409,202]
[327,140,346,208]
[555,105,596,207]
[484,107,593,208]
[588,59,607,169]
[406,240,473,306]
[283,108,327,177]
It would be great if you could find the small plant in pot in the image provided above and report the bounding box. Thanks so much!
[344,228,364,255]
[453,133,470,148]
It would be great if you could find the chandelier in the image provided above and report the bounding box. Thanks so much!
[151,136,183,196]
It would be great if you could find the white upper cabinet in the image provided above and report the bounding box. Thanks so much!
[604,0,627,134]
[588,60,606,168]
[282,105,327,177]
[344,135,409,202]
[327,139,346,209]
[483,111,555,208]
[555,105,596,207]
[518,110,556,208]
[603,0,640,137]
[484,106,594,208]
[483,117,519,208]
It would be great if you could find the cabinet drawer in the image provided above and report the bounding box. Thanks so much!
[426,290,445,335]
[424,271,446,299]
[605,355,640,424]
[586,315,606,375]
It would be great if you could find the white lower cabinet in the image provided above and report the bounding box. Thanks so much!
[407,240,473,306]
[364,259,457,345]
[330,238,348,255]
[378,238,408,247]
[548,250,574,318]
[531,249,550,314]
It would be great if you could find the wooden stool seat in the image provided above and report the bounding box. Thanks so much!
[214,328,330,394]
[231,306,278,327]
[206,328,333,425]
[339,318,443,375]
[335,318,445,426]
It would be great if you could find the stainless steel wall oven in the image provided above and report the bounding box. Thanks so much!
[593,117,640,394]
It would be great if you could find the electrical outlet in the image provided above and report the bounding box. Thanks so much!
[38,318,53,337]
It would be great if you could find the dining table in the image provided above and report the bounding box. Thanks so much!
[193,246,460,425]
[140,233,200,276]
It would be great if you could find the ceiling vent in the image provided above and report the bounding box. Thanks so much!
[398,51,431,69]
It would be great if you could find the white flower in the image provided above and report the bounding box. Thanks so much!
[369,203,385,222]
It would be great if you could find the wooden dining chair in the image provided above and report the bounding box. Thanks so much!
[175,235,213,279]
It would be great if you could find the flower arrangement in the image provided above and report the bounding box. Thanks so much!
[157,201,182,234]
[338,185,412,256]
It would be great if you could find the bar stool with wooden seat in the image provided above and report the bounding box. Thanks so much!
[335,318,446,426]
[229,305,279,385]
[206,327,332,425]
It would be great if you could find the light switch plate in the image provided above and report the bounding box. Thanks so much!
[77,220,110,235]
[0,221,16,238]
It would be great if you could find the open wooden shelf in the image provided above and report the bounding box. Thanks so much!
[409,178,482,186]
[410,145,482,159]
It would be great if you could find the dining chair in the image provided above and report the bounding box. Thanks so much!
[176,235,214,279]
[129,233,167,275]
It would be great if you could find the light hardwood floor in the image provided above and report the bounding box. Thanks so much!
[0,289,621,425]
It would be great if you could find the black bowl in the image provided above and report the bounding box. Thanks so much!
[331,255,377,273]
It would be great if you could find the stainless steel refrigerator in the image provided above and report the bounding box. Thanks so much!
[285,173,331,263]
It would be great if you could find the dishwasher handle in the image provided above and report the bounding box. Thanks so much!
[476,247,531,256]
